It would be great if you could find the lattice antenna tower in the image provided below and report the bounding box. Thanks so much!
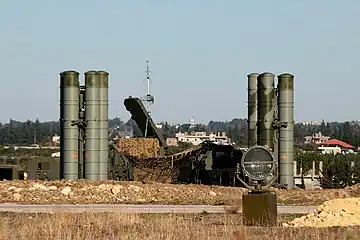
[142,60,155,116]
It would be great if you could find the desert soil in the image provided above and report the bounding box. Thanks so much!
[284,197,360,227]
[1,180,360,205]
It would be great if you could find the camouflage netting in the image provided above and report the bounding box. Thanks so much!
[113,138,204,183]
[131,157,189,183]
[128,147,203,183]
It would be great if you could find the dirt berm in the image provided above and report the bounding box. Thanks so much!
[1,180,360,205]
[284,198,360,227]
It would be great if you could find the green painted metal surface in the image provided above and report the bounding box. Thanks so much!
[243,191,277,226]
[78,86,86,179]
[257,72,275,151]
[247,73,259,148]
[277,73,295,189]
[109,152,134,181]
[59,71,80,180]
[84,71,100,180]
[98,71,109,180]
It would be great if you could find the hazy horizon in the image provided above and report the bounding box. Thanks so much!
[1,1,359,124]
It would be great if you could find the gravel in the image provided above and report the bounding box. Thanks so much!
[1,180,360,206]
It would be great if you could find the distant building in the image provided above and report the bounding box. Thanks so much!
[317,139,355,155]
[304,132,330,145]
[166,138,178,147]
[175,131,230,145]
[52,135,60,144]
[302,121,322,126]
[3,144,59,150]
[116,125,134,139]
[51,152,60,157]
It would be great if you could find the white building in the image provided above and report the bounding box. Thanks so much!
[301,121,322,126]
[317,139,355,155]
[175,131,231,145]
[52,135,60,144]
[51,152,60,157]
[304,132,330,144]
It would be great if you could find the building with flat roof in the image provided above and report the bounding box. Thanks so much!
[175,131,230,145]
[304,132,330,145]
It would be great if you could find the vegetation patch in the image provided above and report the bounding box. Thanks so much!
[0,212,358,239]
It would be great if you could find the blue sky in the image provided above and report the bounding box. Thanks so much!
[0,1,359,124]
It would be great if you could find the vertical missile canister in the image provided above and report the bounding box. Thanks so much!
[78,86,86,179]
[247,73,259,148]
[59,71,80,180]
[98,71,109,180]
[84,71,100,180]
[257,72,275,151]
[277,73,295,188]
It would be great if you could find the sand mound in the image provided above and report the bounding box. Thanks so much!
[284,198,360,227]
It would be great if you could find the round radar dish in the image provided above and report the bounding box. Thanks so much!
[241,146,276,181]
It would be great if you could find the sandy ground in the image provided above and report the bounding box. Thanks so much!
[1,180,360,206]
[285,198,360,227]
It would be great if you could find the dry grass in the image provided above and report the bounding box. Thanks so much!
[0,212,359,240]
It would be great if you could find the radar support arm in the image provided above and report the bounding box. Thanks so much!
[236,170,278,192]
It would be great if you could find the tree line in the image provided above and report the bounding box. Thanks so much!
[1,118,360,189]
[294,151,360,189]
[1,118,360,148]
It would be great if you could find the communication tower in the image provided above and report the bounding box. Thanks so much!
[140,61,155,137]
[141,61,155,115]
